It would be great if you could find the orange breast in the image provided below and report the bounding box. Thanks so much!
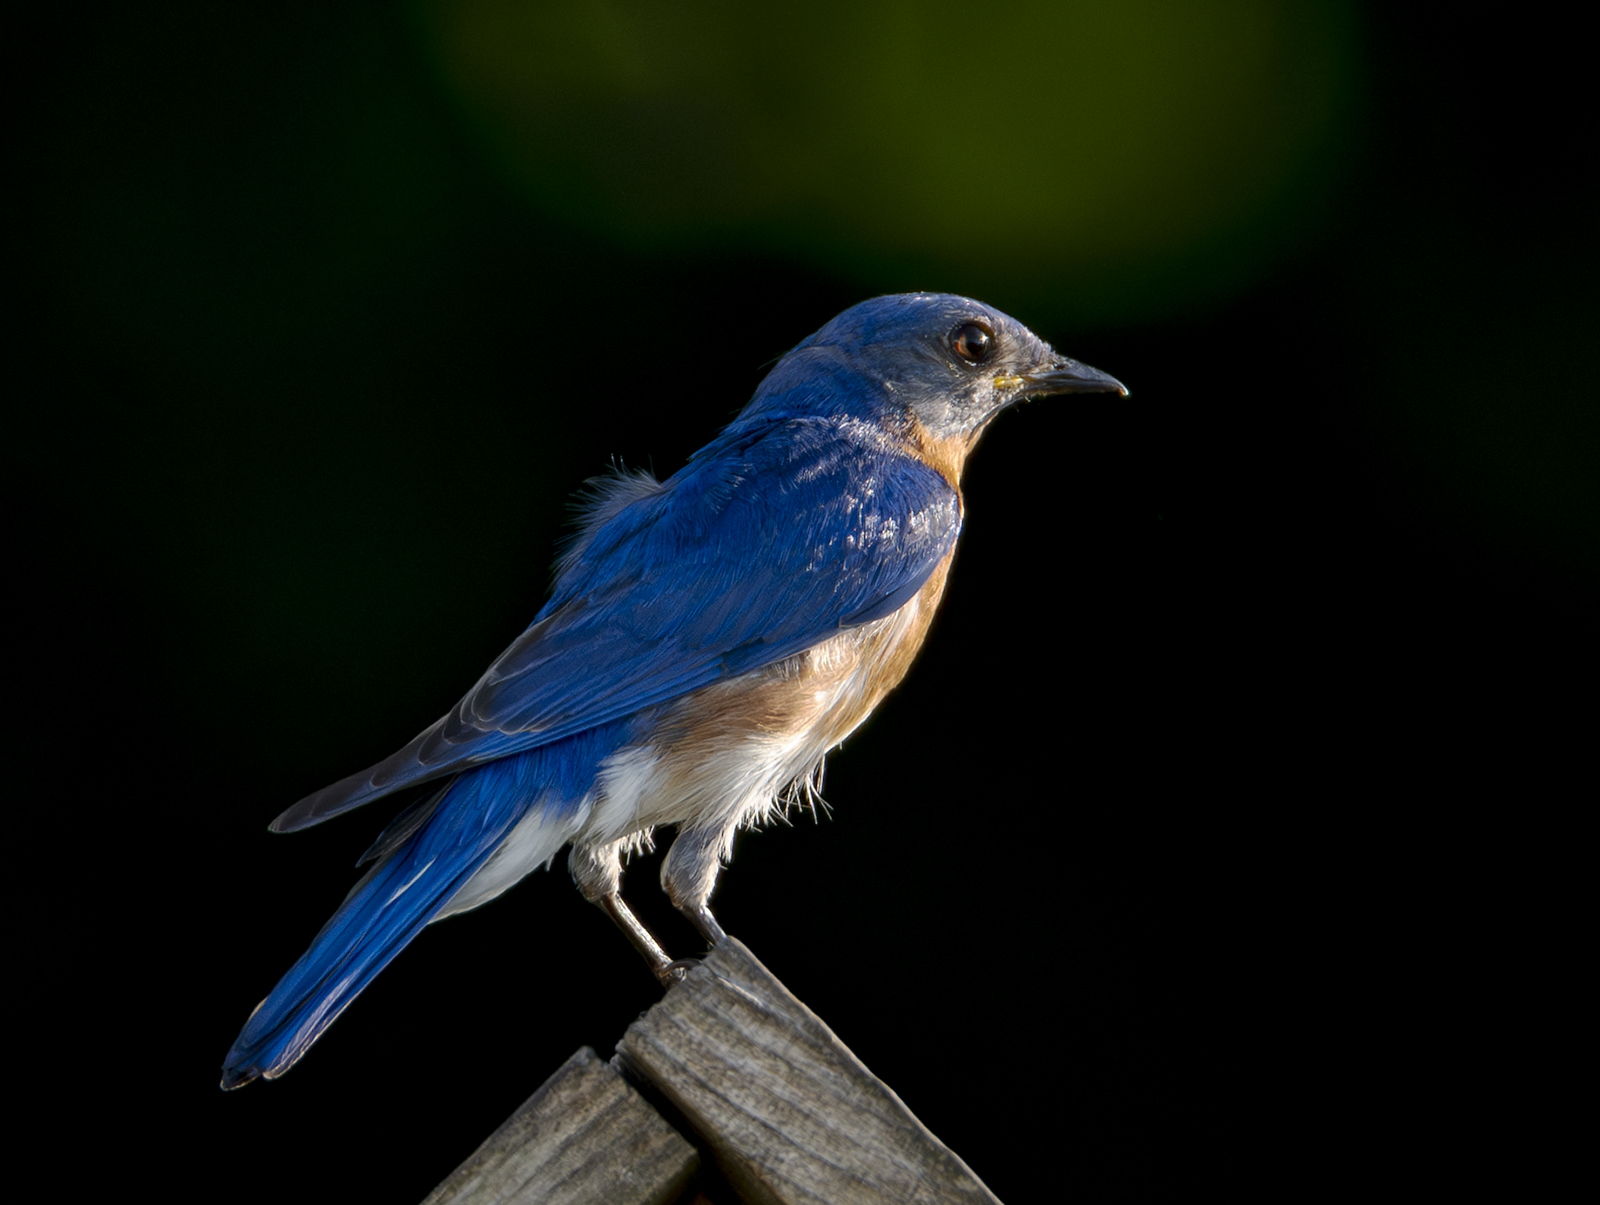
[636,547,959,827]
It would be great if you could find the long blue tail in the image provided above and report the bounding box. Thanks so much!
[220,760,548,1089]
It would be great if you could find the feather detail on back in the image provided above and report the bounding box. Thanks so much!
[554,467,666,581]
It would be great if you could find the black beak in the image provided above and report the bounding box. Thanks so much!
[1020,355,1129,398]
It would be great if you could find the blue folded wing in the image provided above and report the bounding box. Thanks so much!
[274,414,961,832]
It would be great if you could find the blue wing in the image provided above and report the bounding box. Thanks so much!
[273,413,961,832]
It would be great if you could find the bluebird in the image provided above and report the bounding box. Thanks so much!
[220,292,1125,1088]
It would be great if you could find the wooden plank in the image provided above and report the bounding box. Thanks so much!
[619,939,1001,1205]
[422,1045,698,1205]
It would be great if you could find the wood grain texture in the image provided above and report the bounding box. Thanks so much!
[619,939,1001,1205]
[421,1045,698,1205]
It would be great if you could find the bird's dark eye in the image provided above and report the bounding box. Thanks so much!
[950,322,995,366]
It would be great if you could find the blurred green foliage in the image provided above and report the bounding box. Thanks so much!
[44,1,1364,365]
[419,0,1361,324]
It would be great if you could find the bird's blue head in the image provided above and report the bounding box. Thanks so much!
[751,293,1126,448]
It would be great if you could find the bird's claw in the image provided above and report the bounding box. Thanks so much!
[658,956,703,985]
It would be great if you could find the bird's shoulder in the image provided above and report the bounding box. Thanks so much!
[554,412,959,593]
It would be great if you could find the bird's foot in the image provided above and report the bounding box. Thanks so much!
[661,956,703,984]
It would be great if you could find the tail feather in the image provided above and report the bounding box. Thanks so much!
[220,760,563,1089]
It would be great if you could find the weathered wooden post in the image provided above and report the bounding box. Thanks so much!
[424,939,1001,1204]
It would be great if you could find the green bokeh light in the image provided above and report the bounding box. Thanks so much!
[419,0,1361,323]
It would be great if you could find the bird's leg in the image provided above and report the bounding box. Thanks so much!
[570,839,684,987]
[663,821,735,950]
[679,901,728,947]
[597,892,684,986]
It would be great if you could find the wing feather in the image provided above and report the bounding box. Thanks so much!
[273,415,959,832]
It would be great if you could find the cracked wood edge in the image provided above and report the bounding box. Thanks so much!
[422,1045,698,1205]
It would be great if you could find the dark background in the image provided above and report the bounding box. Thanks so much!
[17,4,1591,1200]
